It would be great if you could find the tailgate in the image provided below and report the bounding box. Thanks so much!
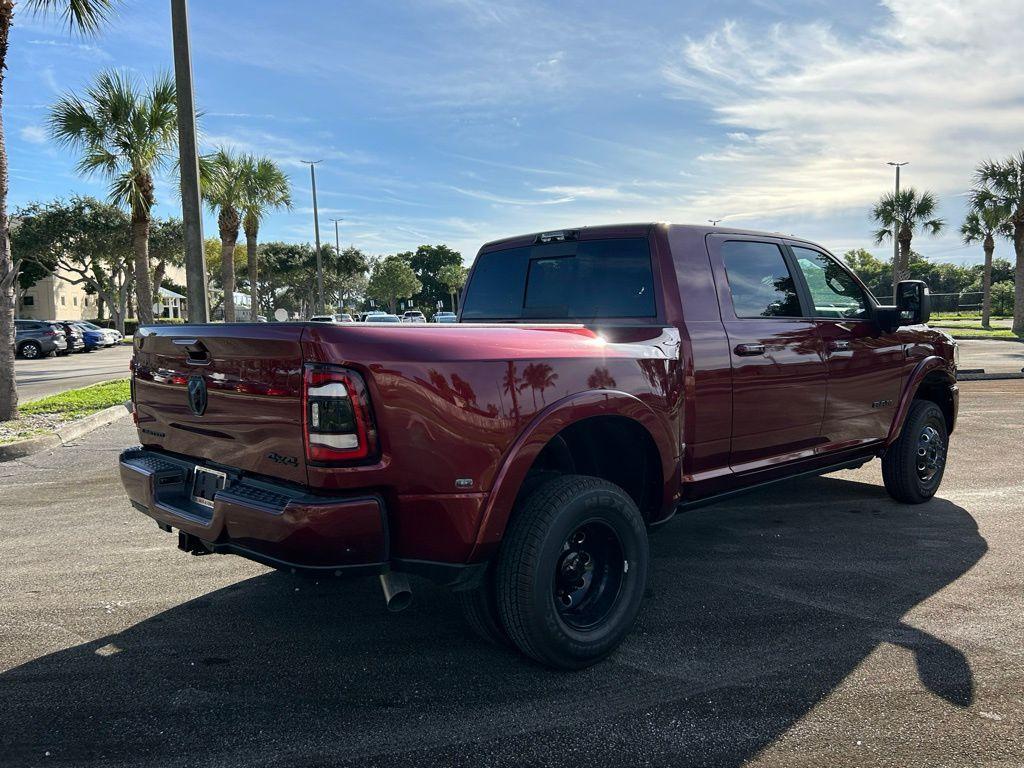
[132,324,308,485]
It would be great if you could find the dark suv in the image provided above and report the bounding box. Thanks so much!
[14,319,68,359]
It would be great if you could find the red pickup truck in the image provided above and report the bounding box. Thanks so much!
[121,223,957,669]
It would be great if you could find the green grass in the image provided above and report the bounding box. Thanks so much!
[930,324,1021,340]
[21,379,131,420]
[931,311,1012,321]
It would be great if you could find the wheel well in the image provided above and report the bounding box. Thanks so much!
[522,415,664,522]
[914,372,956,434]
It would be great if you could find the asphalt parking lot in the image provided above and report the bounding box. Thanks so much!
[1,380,1021,767]
[14,344,133,401]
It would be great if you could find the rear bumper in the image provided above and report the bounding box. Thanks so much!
[120,447,388,573]
[119,447,487,588]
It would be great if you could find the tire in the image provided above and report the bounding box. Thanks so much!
[495,474,649,670]
[882,400,948,504]
[18,341,42,359]
[457,566,511,647]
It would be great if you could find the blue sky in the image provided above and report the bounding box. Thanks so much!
[6,0,1023,267]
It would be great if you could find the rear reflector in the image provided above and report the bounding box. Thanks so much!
[302,364,377,462]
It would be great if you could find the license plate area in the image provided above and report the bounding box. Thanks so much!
[191,466,227,509]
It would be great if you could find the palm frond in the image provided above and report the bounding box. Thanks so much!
[872,227,891,246]
[24,0,118,36]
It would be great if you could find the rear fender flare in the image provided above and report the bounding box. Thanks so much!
[468,390,677,562]
[886,356,956,446]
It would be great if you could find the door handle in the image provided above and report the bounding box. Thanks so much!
[734,343,765,356]
[829,339,852,352]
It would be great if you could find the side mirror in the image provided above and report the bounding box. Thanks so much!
[874,280,930,332]
[896,280,931,325]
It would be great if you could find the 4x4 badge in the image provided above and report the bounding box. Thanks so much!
[187,375,208,416]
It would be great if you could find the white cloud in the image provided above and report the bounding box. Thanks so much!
[661,0,1024,227]
[19,125,47,145]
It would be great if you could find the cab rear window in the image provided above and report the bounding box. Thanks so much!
[461,238,656,321]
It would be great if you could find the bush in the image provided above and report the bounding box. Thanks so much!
[990,281,1016,316]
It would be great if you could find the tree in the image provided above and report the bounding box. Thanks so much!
[972,151,1024,335]
[1,0,118,421]
[871,188,944,298]
[149,217,184,305]
[202,148,245,322]
[238,154,290,317]
[49,69,177,329]
[203,235,245,317]
[367,255,421,313]
[437,262,467,312]
[404,244,462,310]
[960,197,1011,328]
[11,196,132,330]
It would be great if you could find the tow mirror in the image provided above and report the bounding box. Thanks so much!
[875,280,930,332]
[896,280,930,325]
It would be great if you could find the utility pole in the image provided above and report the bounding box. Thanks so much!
[302,160,324,313]
[170,0,209,322]
[888,161,908,300]
[330,218,343,310]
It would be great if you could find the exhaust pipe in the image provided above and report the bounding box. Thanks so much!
[379,572,413,612]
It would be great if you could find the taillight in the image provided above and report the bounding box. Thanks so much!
[302,364,377,462]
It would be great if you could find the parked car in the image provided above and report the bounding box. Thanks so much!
[359,311,387,322]
[52,321,86,355]
[368,313,401,323]
[120,223,956,670]
[401,310,426,323]
[74,321,119,351]
[309,315,336,323]
[14,319,68,359]
[433,311,457,323]
[337,314,355,323]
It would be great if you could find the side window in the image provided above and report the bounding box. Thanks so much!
[721,241,803,318]
[792,247,870,320]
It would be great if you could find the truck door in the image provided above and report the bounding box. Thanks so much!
[707,235,828,472]
[786,244,904,445]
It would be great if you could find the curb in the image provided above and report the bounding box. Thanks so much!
[944,335,1024,343]
[0,402,132,463]
[957,372,1024,381]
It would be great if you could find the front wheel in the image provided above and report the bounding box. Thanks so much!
[495,474,648,670]
[882,400,948,504]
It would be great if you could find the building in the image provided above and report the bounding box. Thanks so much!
[16,272,100,322]
[156,286,187,319]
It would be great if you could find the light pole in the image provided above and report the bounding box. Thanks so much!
[708,218,722,226]
[887,161,908,299]
[170,0,209,323]
[330,217,343,310]
[301,160,324,313]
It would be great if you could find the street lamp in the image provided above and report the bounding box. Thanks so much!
[301,160,324,313]
[887,161,908,299]
[170,0,209,322]
[330,217,343,310]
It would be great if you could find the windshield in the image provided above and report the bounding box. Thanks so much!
[461,237,656,321]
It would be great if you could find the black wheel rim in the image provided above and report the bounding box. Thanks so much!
[916,422,945,483]
[552,519,625,631]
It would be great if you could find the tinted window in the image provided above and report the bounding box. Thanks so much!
[462,238,655,320]
[792,247,870,319]
[722,241,802,318]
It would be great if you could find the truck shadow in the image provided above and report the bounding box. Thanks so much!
[1,475,985,767]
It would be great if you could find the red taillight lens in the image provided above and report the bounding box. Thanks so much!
[302,364,377,462]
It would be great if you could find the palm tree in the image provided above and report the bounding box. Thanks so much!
[972,151,1024,335]
[437,263,467,312]
[49,70,177,328]
[960,198,1010,328]
[871,188,944,298]
[202,148,246,321]
[238,155,291,316]
[0,0,117,422]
